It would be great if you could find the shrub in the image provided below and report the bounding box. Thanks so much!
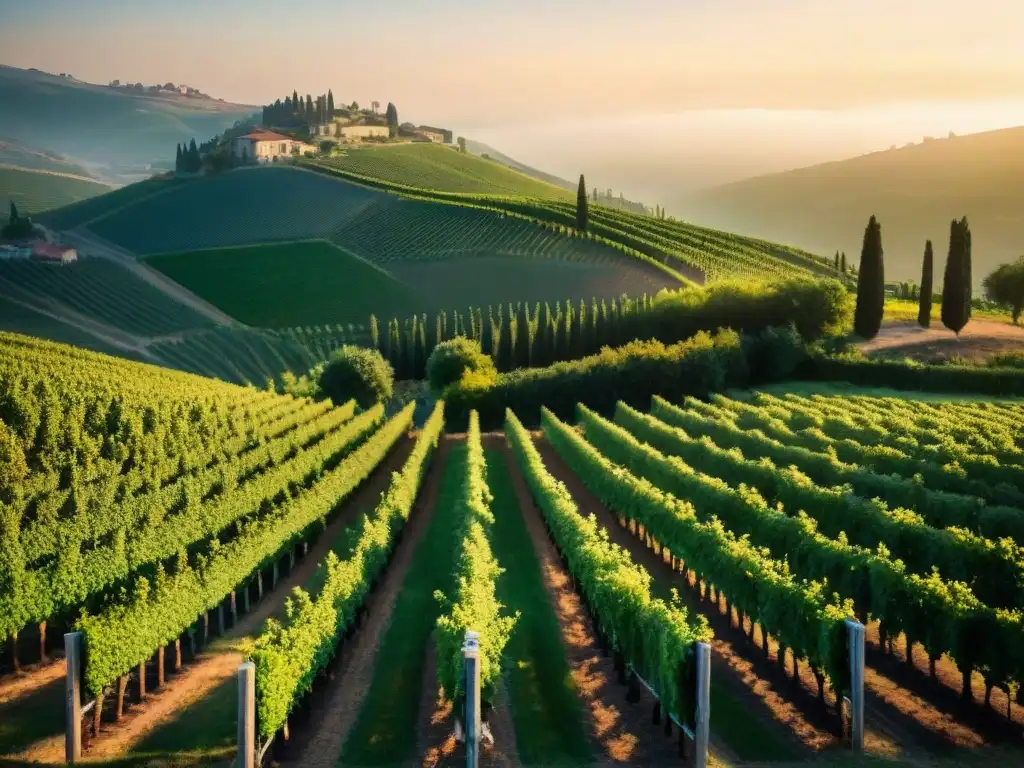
[988,350,1024,369]
[800,353,1024,396]
[445,329,749,430]
[426,338,496,394]
[318,345,393,409]
[742,325,808,383]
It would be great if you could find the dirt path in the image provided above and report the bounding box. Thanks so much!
[285,439,451,768]
[13,436,414,763]
[62,228,239,327]
[497,440,690,765]
[0,658,65,708]
[861,319,1024,361]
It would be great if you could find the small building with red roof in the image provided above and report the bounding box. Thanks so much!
[231,129,316,163]
[32,242,77,264]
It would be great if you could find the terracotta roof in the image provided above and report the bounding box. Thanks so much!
[237,129,294,142]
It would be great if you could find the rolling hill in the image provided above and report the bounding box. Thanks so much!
[680,125,1024,284]
[324,142,570,198]
[0,65,256,182]
[0,165,113,219]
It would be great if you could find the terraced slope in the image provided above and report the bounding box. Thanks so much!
[0,166,112,217]
[324,143,569,198]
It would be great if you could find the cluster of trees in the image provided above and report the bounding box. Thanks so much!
[2,202,33,239]
[175,139,202,173]
[262,89,335,128]
[853,215,977,338]
[983,258,1024,325]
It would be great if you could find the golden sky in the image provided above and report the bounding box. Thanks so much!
[3,0,1024,122]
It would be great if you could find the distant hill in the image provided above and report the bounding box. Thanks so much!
[0,65,256,183]
[0,165,113,219]
[680,126,1024,284]
[0,137,94,177]
[464,139,576,191]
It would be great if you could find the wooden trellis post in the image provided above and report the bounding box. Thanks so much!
[64,632,83,763]
[846,619,865,752]
[463,631,481,768]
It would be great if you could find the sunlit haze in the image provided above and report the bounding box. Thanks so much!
[5,0,1024,201]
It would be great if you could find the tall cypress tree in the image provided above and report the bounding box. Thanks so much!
[369,314,380,350]
[514,303,531,369]
[941,217,973,335]
[853,215,885,339]
[327,89,335,118]
[834,250,840,271]
[292,89,299,112]
[481,308,494,359]
[576,174,589,232]
[918,241,934,328]
[840,252,847,273]
[497,306,513,372]
[535,303,551,367]
[175,143,182,173]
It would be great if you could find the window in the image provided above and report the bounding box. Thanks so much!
[280,143,286,154]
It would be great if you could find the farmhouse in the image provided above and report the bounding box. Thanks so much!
[315,121,390,142]
[32,243,77,264]
[231,130,315,163]
[416,126,452,144]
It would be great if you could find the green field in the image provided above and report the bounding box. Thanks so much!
[325,143,570,198]
[146,240,423,327]
[0,165,112,218]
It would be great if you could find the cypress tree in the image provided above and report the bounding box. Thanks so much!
[497,306,513,372]
[292,89,299,112]
[918,242,934,330]
[480,307,494,359]
[840,252,847,273]
[834,250,840,271]
[573,300,587,359]
[576,174,589,232]
[853,215,885,340]
[514,303,531,369]
[535,303,551,367]
[941,217,973,335]
[327,89,335,118]
[175,143,182,173]
[555,303,569,360]
[369,314,380,350]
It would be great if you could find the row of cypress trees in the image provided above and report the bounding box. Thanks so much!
[369,295,656,380]
[854,215,973,339]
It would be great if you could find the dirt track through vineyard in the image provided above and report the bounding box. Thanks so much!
[284,438,452,768]
[532,436,1012,760]
[10,435,414,764]
[496,438,693,765]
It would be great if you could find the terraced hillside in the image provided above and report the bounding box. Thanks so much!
[0,166,112,218]
[325,142,570,198]
[81,166,676,324]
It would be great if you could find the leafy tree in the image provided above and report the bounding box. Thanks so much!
[918,241,933,328]
[327,89,335,118]
[576,174,589,232]
[941,217,973,335]
[982,257,1024,324]
[317,346,394,409]
[427,337,496,393]
[853,215,885,339]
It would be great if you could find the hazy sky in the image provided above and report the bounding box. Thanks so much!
[3,0,1024,125]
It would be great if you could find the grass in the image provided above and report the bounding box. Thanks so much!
[484,448,593,765]
[883,298,1013,325]
[129,675,237,760]
[145,240,421,327]
[0,165,112,216]
[0,676,65,755]
[340,445,466,766]
[325,143,569,199]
